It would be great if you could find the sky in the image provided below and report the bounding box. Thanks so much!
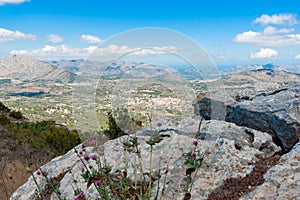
[0,0,300,66]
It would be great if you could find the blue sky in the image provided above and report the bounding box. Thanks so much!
[1,0,300,66]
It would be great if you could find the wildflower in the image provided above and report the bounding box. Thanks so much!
[95,180,101,186]
[192,140,198,146]
[78,191,85,198]
[124,130,130,135]
[157,122,162,127]
[205,148,211,155]
[36,171,41,175]
[41,170,47,176]
[82,148,86,152]
[74,191,85,200]
[89,140,96,146]
[81,168,85,173]
[191,152,197,158]
[113,190,118,195]
[79,151,83,155]
[49,177,55,182]
[91,154,97,160]
[84,155,90,161]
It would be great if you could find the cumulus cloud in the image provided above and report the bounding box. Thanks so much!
[233,27,300,46]
[0,28,36,42]
[0,0,29,5]
[10,44,178,59]
[262,26,294,35]
[81,34,103,44]
[47,34,63,43]
[295,54,300,59]
[254,13,298,26]
[249,48,278,59]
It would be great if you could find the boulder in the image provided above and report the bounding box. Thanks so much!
[194,84,300,152]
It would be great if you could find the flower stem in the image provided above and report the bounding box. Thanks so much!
[189,167,199,193]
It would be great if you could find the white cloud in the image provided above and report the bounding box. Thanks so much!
[10,44,178,60]
[262,26,294,36]
[0,0,29,5]
[295,54,300,59]
[47,34,63,43]
[254,13,298,26]
[0,28,36,42]
[81,34,103,44]
[249,48,278,59]
[233,27,300,46]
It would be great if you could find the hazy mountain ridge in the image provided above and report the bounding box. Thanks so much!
[0,56,73,83]
[221,63,300,76]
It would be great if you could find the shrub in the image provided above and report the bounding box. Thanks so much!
[103,112,124,140]
[9,110,23,119]
[0,102,10,112]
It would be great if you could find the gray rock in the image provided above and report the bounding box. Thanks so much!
[241,142,300,200]
[194,84,300,152]
[11,119,281,200]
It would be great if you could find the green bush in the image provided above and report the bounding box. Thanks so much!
[0,102,10,112]
[103,112,124,140]
[17,121,81,154]
[9,110,23,119]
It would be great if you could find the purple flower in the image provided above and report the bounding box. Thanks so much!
[192,140,198,146]
[124,130,130,135]
[157,122,162,127]
[205,148,211,155]
[74,191,85,200]
[41,170,47,176]
[84,155,90,161]
[191,152,197,158]
[81,168,85,173]
[82,148,86,152]
[96,180,101,186]
[113,190,118,195]
[79,151,83,155]
[36,171,41,175]
[91,154,97,160]
[79,191,85,198]
[49,177,55,182]
[89,140,96,146]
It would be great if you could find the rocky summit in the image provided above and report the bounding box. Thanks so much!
[11,116,300,200]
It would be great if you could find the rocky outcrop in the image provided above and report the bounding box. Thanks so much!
[194,84,300,152]
[11,119,281,200]
[241,142,300,200]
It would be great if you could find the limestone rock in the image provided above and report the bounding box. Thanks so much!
[194,84,300,151]
[11,119,281,200]
[241,142,300,200]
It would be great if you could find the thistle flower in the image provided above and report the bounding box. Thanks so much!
[205,148,211,155]
[36,171,41,175]
[41,170,47,176]
[84,155,90,161]
[192,140,198,146]
[191,152,197,158]
[89,140,96,146]
[91,154,97,160]
[49,177,55,182]
[157,122,162,127]
[96,180,101,186]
